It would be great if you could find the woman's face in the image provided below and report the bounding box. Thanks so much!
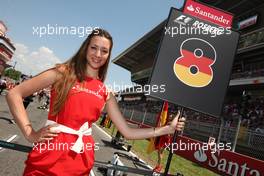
[86,36,111,70]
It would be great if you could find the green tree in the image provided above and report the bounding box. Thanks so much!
[4,68,21,81]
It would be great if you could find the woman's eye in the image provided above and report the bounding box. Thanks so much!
[91,46,97,50]
[102,50,108,54]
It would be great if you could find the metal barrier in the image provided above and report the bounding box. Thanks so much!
[0,140,182,176]
[120,107,264,160]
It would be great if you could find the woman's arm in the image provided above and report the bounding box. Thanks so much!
[6,69,60,142]
[105,93,185,140]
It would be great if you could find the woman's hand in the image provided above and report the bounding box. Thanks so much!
[168,112,186,133]
[26,124,60,143]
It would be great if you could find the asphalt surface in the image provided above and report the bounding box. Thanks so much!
[0,92,151,176]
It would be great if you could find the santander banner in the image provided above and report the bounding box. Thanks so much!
[183,0,233,28]
[173,136,263,176]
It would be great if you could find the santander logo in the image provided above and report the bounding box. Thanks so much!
[194,149,207,162]
[183,0,233,28]
[193,149,261,176]
[186,5,194,12]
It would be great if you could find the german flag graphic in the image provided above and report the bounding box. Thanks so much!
[173,38,216,87]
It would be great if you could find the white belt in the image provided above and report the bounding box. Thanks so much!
[45,120,92,153]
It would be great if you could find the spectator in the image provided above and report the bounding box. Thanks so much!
[0,78,7,95]
[23,94,34,109]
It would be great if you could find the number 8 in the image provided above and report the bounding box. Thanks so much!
[173,38,216,87]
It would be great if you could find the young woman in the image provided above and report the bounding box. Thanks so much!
[6,28,185,175]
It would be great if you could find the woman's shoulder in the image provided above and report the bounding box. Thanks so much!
[35,64,68,86]
[55,63,68,74]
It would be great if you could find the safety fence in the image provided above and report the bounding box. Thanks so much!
[120,107,264,160]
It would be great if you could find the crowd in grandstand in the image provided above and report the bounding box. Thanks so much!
[222,96,264,130]
[231,68,264,79]
[118,94,264,133]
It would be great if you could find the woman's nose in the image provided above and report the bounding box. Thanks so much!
[95,49,101,57]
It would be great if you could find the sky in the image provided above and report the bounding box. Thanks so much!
[1,0,184,87]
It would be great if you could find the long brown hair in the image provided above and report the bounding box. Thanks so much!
[51,28,113,116]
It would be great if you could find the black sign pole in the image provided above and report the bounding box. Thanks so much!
[164,106,184,175]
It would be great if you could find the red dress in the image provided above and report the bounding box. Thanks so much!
[23,77,109,176]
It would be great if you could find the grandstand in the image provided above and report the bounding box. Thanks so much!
[112,0,264,161]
